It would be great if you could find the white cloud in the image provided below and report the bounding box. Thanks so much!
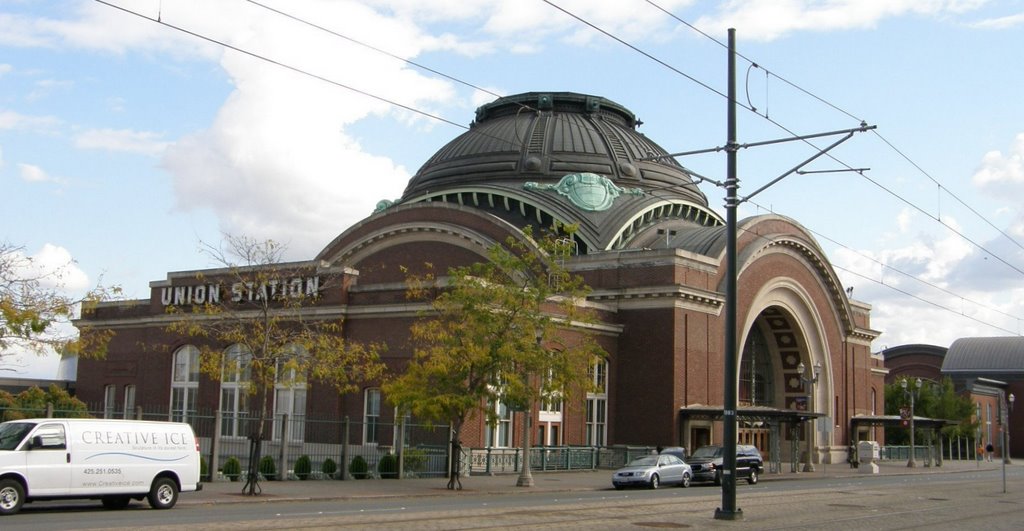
[74,128,170,156]
[17,162,53,183]
[26,77,74,101]
[833,211,991,349]
[6,243,91,293]
[0,63,11,76]
[971,11,1024,29]
[972,132,1024,196]
[0,109,60,132]
[0,3,217,59]
[695,0,988,42]
[160,1,463,259]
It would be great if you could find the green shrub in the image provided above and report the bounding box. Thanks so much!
[294,455,312,480]
[200,456,209,481]
[259,455,277,480]
[222,456,242,482]
[349,455,368,480]
[378,453,398,479]
[321,457,338,479]
[403,448,427,473]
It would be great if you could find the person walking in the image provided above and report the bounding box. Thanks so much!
[986,442,994,462]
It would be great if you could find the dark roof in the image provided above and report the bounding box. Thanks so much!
[942,337,1024,374]
[881,344,947,361]
[390,92,722,252]
[403,92,708,206]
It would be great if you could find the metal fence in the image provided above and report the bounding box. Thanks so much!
[5,403,657,482]
[880,436,985,463]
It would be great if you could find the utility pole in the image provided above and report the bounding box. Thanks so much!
[641,29,874,521]
[714,27,742,522]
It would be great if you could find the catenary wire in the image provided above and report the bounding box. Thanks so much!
[96,0,1021,335]
[642,0,1024,255]
[639,179,1024,336]
[93,0,467,130]
[542,0,1024,279]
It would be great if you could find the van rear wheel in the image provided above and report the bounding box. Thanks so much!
[0,479,24,515]
[148,477,179,510]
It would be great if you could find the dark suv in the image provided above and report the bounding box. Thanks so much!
[686,444,763,485]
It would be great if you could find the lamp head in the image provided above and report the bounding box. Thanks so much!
[797,361,805,375]
[915,378,922,389]
[813,361,822,378]
[901,378,908,390]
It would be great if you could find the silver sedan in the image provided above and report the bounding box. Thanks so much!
[612,454,692,489]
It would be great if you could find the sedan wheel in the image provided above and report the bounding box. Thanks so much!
[681,472,691,488]
[649,474,660,489]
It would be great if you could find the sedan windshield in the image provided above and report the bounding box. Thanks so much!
[627,456,659,467]
[0,422,36,451]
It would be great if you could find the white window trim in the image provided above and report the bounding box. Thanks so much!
[363,388,381,445]
[123,385,136,420]
[170,345,200,423]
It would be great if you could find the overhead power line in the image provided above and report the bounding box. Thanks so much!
[541,0,1024,281]
[641,0,1024,259]
[94,0,468,130]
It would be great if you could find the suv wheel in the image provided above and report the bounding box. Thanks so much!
[747,468,759,485]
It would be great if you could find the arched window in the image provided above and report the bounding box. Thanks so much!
[274,345,307,442]
[739,327,773,406]
[171,345,200,422]
[364,388,381,444]
[484,399,513,448]
[586,357,608,447]
[221,344,252,437]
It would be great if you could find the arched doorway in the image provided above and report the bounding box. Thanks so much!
[738,304,830,470]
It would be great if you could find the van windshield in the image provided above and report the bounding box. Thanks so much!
[0,422,36,451]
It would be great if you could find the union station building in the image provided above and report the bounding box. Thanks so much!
[75,92,887,468]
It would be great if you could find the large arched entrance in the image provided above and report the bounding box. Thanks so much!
[737,284,834,471]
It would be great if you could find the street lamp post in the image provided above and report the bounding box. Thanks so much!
[1001,392,1014,493]
[901,378,922,467]
[797,361,822,472]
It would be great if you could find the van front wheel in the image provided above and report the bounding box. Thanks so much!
[0,479,25,515]
[148,477,179,510]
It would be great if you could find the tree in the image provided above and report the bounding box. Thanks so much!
[166,235,386,495]
[383,225,606,489]
[0,384,90,421]
[1,242,116,370]
[884,376,977,444]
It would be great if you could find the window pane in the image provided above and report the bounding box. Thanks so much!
[123,385,135,419]
[104,385,117,419]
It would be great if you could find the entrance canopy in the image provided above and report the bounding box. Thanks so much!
[850,414,956,431]
[680,405,827,423]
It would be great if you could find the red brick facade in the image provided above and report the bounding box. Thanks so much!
[75,92,885,466]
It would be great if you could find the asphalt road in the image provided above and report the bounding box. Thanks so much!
[2,465,1021,529]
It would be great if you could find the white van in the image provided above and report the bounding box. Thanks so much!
[0,418,202,515]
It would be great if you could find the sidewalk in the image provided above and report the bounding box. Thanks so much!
[179,459,1006,506]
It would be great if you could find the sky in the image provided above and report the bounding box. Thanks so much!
[3,0,1024,378]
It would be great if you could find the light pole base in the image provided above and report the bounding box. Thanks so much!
[714,507,744,520]
[516,474,534,487]
[802,462,815,472]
